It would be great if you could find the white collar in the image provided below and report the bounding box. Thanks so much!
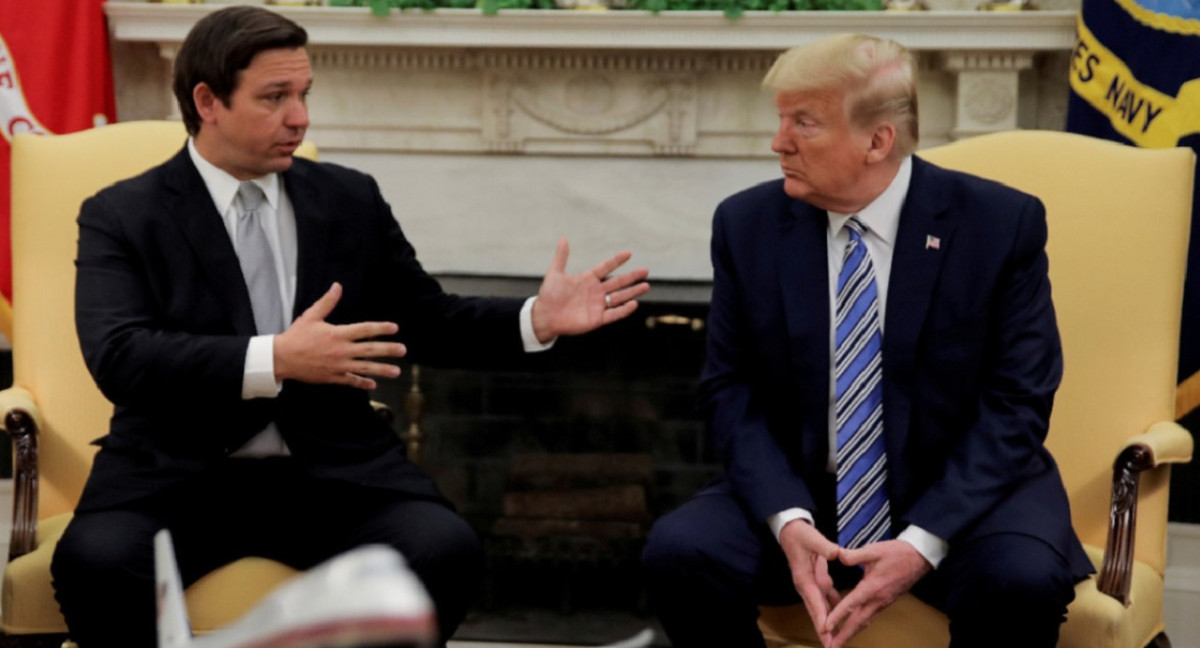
[187,137,280,215]
[826,155,913,243]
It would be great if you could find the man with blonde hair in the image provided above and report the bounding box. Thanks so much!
[643,34,1091,648]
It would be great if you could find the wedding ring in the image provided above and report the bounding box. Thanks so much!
[604,294,613,308]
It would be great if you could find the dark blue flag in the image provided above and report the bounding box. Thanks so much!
[1066,0,1200,416]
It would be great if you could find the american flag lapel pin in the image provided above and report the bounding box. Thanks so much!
[925,235,941,250]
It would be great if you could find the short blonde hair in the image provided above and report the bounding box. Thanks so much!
[763,34,919,157]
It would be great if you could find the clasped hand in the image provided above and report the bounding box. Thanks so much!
[779,521,932,648]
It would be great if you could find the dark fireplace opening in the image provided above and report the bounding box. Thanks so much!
[373,277,717,646]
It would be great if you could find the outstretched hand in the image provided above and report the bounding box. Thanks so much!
[530,237,650,344]
[273,282,407,390]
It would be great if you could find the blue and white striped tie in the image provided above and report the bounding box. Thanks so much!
[835,217,891,549]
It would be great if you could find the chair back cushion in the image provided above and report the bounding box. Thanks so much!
[920,130,1194,573]
[9,120,317,519]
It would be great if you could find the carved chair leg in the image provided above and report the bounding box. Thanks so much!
[1149,630,1172,648]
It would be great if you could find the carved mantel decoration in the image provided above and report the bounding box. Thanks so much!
[105,3,1075,156]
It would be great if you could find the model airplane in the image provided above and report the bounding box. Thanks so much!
[154,529,438,648]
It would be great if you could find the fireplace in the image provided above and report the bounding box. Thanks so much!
[373,276,715,645]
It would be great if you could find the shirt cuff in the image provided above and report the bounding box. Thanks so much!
[520,296,555,353]
[242,334,283,399]
[897,524,949,568]
[767,508,815,543]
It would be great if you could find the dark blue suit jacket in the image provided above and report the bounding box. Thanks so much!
[73,147,526,513]
[699,156,1091,573]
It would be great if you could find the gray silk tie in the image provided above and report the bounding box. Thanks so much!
[235,181,285,335]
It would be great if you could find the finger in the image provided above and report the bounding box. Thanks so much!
[589,250,634,280]
[815,558,841,608]
[612,281,652,306]
[548,237,569,275]
[808,534,842,563]
[337,372,377,391]
[344,360,402,380]
[337,321,401,342]
[838,546,870,568]
[601,267,650,292]
[798,586,830,637]
[351,341,408,360]
[600,300,640,325]
[603,275,652,304]
[301,282,342,322]
[826,588,863,634]
[830,607,874,648]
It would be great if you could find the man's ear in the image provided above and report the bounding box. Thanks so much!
[193,82,218,125]
[865,122,897,164]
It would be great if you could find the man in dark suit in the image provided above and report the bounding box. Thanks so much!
[49,7,649,648]
[642,34,1092,648]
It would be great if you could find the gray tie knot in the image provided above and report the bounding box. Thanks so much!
[237,181,266,216]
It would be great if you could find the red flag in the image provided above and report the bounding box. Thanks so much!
[0,1,116,339]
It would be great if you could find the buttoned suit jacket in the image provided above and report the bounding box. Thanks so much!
[700,156,1091,574]
[73,147,525,513]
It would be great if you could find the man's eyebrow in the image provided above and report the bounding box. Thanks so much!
[258,79,310,92]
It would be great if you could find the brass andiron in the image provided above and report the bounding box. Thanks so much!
[400,365,425,463]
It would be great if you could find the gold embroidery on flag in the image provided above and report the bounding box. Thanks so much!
[1070,16,1200,148]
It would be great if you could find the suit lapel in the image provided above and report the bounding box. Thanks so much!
[283,161,332,321]
[777,198,832,477]
[883,157,955,489]
[162,149,257,335]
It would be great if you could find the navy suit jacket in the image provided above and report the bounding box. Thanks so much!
[700,156,1091,573]
[73,147,525,513]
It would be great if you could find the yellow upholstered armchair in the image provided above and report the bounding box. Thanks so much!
[0,121,317,639]
[758,130,1196,648]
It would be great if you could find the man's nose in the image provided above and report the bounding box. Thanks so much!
[286,99,309,130]
[770,124,794,154]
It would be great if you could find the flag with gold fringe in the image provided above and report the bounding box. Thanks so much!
[0,1,116,344]
[1066,0,1200,418]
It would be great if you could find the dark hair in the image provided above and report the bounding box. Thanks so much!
[172,6,308,136]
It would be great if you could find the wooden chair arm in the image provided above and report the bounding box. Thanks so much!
[1122,421,1194,466]
[1096,421,1194,605]
[0,386,43,561]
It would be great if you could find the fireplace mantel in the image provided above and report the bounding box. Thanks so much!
[104,2,1077,281]
[106,4,1075,51]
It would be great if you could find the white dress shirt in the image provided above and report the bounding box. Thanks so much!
[187,140,552,458]
[766,157,949,568]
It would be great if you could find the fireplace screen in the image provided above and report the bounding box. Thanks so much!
[375,290,715,646]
